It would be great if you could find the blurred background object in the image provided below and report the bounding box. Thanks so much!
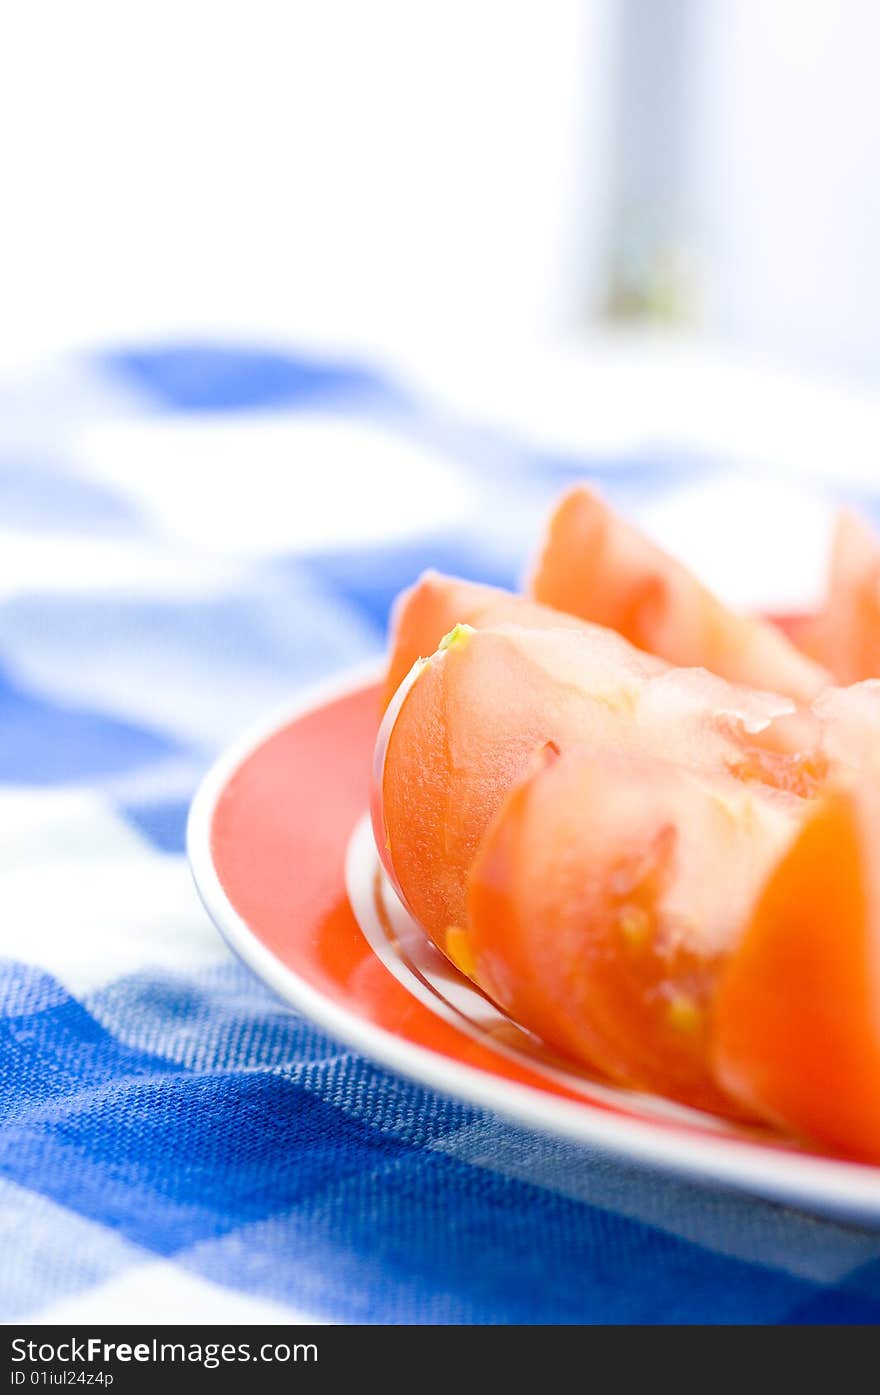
[0,0,606,358]
[3,0,879,379]
[685,0,880,382]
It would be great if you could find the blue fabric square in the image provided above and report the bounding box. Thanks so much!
[100,344,398,414]
[119,797,190,854]
[0,667,184,785]
[187,1142,833,1324]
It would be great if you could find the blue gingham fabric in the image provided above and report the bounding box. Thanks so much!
[4,341,880,1325]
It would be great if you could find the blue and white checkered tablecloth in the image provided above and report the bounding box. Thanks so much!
[4,341,880,1324]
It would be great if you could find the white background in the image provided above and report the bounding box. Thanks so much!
[0,2,877,380]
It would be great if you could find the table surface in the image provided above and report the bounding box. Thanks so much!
[4,337,880,1324]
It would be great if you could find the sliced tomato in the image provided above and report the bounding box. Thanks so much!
[812,681,880,769]
[530,486,828,702]
[465,745,799,1114]
[772,611,828,666]
[381,570,589,711]
[711,780,880,1160]
[374,622,804,949]
[805,509,880,684]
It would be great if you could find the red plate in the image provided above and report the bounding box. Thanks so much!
[188,666,880,1223]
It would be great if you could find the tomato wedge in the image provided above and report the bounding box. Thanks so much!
[465,745,800,1113]
[381,570,589,711]
[530,486,828,702]
[374,622,801,949]
[711,780,880,1160]
[800,509,880,684]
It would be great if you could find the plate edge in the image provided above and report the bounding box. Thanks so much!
[186,666,880,1225]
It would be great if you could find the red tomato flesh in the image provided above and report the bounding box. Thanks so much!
[712,779,880,1160]
[381,570,588,712]
[374,622,806,953]
[466,745,801,1113]
[530,485,828,702]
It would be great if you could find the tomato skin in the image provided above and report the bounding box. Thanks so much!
[711,782,880,1161]
[381,570,587,712]
[466,745,799,1114]
[531,486,828,702]
[375,622,802,952]
[376,625,635,940]
[804,509,880,684]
